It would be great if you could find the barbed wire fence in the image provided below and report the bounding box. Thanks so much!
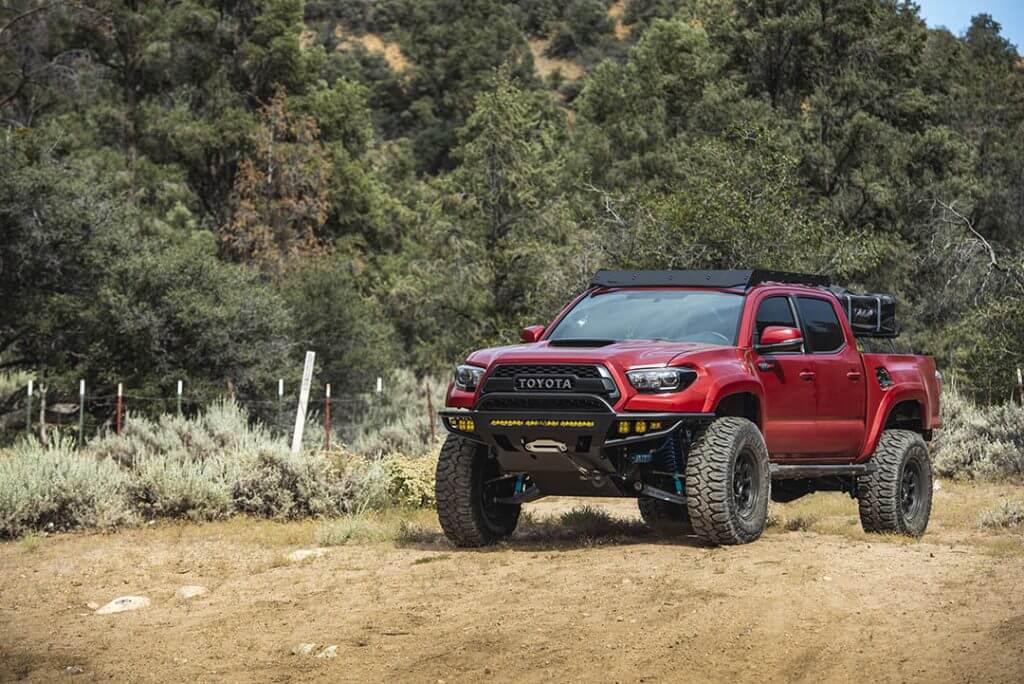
[8,371,445,452]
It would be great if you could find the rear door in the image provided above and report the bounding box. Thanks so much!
[751,295,817,457]
[794,296,867,459]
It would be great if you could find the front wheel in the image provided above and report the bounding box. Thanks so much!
[685,417,770,545]
[857,430,932,536]
[435,435,521,547]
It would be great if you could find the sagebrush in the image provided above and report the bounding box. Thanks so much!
[0,400,436,538]
[932,389,1024,481]
[979,501,1024,529]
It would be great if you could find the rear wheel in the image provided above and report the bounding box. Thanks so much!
[857,430,932,536]
[435,435,520,547]
[638,497,694,536]
[685,417,770,545]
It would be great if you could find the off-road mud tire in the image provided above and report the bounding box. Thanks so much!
[685,417,770,545]
[857,429,932,537]
[638,497,694,536]
[435,434,520,547]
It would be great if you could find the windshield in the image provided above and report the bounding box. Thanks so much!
[546,289,743,345]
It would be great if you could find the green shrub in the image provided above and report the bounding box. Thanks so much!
[233,448,350,519]
[127,454,237,521]
[381,456,437,508]
[346,369,445,458]
[979,500,1024,529]
[0,400,440,537]
[339,454,436,514]
[932,389,1024,480]
[87,399,279,466]
[0,437,136,538]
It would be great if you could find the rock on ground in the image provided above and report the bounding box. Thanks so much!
[176,585,208,599]
[291,643,338,658]
[95,596,150,615]
[286,548,329,563]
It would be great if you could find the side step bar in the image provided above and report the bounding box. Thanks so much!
[770,463,873,480]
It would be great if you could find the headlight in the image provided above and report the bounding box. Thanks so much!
[627,367,696,392]
[454,364,485,391]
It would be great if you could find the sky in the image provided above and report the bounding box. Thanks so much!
[916,0,1024,50]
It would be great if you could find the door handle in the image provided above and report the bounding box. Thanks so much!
[799,370,816,382]
[847,371,862,381]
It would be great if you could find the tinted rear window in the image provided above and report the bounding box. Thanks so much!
[795,297,845,352]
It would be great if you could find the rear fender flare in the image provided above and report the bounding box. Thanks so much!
[860,387,928,461]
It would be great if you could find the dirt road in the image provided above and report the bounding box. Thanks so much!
[2,491,1023,683]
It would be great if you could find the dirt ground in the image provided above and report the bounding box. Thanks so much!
[2,484,1024,683]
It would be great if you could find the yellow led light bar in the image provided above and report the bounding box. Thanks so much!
[490,419,595,428]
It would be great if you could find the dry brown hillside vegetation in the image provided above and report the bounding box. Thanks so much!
[334,26,410,73]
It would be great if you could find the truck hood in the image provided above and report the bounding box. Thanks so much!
[465,339,724,371]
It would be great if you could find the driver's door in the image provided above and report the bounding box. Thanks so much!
[751,296,817,458]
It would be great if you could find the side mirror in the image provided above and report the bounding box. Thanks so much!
[755,325,804,354]
[520,325,545,343]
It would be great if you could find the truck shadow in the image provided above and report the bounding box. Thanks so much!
[396,506,710,552]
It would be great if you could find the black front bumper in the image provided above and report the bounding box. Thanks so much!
[439,398,714,497]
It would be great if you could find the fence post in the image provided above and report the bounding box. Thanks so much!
[291,351,315,454]
[376,376,383,394]
[78,379,85,447]
[324,383,332,451]
[277,378,284,431]
[425,380,435,443]
[1017,368,1023,407]
[177,380,183,416]
[115,383,123,434]
[25,379,33,436]
[39,383,47,446]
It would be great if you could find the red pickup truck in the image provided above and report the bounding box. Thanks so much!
[437,270,941,546]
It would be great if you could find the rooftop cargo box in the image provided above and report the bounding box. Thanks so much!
[830,289,897,338]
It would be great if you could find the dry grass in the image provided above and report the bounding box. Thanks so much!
[608,0,631,40]
[17,534,42,553]
[529,38,584,81]
[299,29,317,50]
[516,505,649,544]
[22,482,1022,558]
[766,481,1024,554]
[335,27,409,73]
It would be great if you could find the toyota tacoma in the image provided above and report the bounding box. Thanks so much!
[436,270,941,546]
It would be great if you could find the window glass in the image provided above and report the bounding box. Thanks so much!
[754,297,796,344]
[546,290,743,345]
[795,297,845,352]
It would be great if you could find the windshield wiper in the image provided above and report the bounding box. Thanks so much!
[546,338,618,347]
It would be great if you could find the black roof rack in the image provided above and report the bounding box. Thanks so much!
[590,269,830,290]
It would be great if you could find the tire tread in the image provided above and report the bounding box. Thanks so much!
[857,429,932,536]
[685,417,769,545]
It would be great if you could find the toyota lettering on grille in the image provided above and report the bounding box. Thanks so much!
[514,375,575,391]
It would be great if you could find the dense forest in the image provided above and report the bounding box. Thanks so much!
[2,0,1023,413]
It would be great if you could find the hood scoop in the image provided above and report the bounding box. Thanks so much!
[546,338,617,348]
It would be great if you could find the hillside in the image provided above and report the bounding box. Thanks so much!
[2,0,1024,409]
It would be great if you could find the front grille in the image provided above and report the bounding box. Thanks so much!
[489,364,602,379]
[476,394,611,413]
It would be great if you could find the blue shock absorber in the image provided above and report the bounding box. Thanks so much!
[652,430,685,494]
[514,474,525,495]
